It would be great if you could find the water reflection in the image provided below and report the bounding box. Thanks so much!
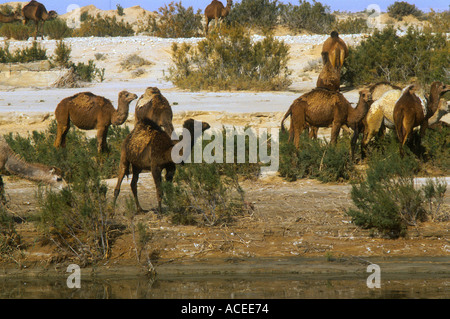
[1,275,448,299]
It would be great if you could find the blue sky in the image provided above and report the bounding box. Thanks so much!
[2,1,448,14]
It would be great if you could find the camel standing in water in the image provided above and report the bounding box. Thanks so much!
[22,0,58,40]
[0,136,66,204]
[204,0,232,35]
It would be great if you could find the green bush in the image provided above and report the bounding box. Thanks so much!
[0,41,47,63]
[0,22,33,40]
[167,24,291,91]
[387,1,423,20]
[347,130,448,238]
[43,18,72,39]
[52,40,72,68]
[70,60,105,83]
[332,17,369,34]
[342,27,449,86]
[278,130,355,183]
[162,163,246,226]
[279,0,336,34]
[147,1,203,38]
[228,0,280,31]
[73,14,134,37]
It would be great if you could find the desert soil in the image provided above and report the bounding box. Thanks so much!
[0,23,449,277]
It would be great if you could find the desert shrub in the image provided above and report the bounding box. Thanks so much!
[73,14,134,37]
[147,1,203,38]
[70,60,105,83]
[167,24,291,91]
[162,163,246,226]
[0,41,47,63]
[387,1,423,20]
[228,0,280,31]
[346,142,447,238]
[116,4,124,16]
[342,27,449,86]
[120,53,151,70]
[0,22,33,40]
[424,9,450,33]
[278,130,355,182]
[332,17,369,34]
[279,0,335,34]
[43,18,72,39]
[0,205,22,260]
[421,126,450,174]
[51,40,72,68]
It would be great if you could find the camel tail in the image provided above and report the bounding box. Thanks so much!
[281,104,293,132]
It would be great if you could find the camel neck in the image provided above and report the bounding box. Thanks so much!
[5,151,52,184]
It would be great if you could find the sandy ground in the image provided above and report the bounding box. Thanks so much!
[0,31,449,277]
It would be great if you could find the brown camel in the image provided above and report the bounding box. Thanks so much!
[0,11,24,23]
[394,81,449,154]
[281,88,372,159]
[22,1,58,40]
[113,118,210,213]
[54,91,138,153]
[316,60,341,92]
[135,87,174,137]
[0,136,66,204]
[321,31,348,70]
[204,0,232,35]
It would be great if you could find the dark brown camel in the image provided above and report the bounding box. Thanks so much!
[321,31,348,70]
[22,1,58,40]
[54,91,138,153]
[393,81,449,155]
[316,60,341,92]
[113,118,210,213]
[204,0,232,35]
[281,88,372,159]
[135,87,174,137]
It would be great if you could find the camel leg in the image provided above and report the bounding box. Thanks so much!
[130,165,145,213]
[54,121,70,149]
[113,156,129,207]
[165,163,176,183]
[350,126,360,161]
[205,17,210,35]
[96,126,109,153]
[151,165,163,214]
[330,122,342,145]
[0,176,6,205]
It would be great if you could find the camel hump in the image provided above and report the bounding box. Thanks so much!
[70,92,108,110]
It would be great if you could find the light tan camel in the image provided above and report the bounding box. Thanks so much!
[113,118,210,213]
[281,88,372,159]
[0,136,66,204]
[0,11,24,23]
[321,31,348,70]
[54,91,138,153]
[22,1,58,40]
[135,87,174,137]
[394,81,449,153]
[204,0,232,35]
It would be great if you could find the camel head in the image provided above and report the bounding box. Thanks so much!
[430,81,449,97]
[47,166,68,190]
[330,31,339,39]
[145,87,161,97]
[358,89,373,104]
[183,118,211,134]
[119,90,138,104]
[47,10,58,21]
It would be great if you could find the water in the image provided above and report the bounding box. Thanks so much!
[1,273,448,299]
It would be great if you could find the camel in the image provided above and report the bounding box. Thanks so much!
[113,118,210,213]
[22,1,58,40]
[394,81,449,153]
[54,91,138,153]
[0,136,66,204]
[321,31,349,70]
[316,60,341,92]
[281,88,372,159]
[362,82,449,150]
[204,0,232,35]
[135,87,174,137]
[428,99,449,127]
[0,11,24,23]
